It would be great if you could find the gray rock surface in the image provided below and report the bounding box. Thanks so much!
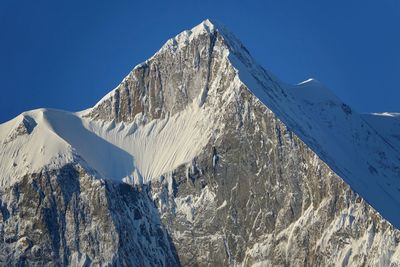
[150,87,400,266]
[0,165,179,266]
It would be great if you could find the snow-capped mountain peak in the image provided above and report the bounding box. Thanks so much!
[2,20,400,229]
[2,19,400,266]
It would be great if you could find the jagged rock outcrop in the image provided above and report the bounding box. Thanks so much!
[88,21,220,123]
[1,19,400,266]
[0,164,179,266]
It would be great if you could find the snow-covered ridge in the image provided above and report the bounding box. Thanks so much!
[0,100,212,188]
[361,112,400,151]
[369,112,400,118]
[221,26,400,228]
[0,109,74,187]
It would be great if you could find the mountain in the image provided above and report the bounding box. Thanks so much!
[1,19,400,266]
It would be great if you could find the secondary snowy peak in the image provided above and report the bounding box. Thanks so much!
[230,53,400,228]
[0,105,212,188]
[2,114,37,144]
[0,109,74,187]
[231,55,400,227]
[362,112,400,151]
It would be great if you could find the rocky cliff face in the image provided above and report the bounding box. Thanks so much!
[0,164,179,266]
[149,83,400,266]
[87,21,221,123]
[1,19,400,266]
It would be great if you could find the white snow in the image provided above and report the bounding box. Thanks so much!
[174,186,216,223]
[361,112,400,150]
[244,198,400,266]
[216,200,227,210]
[82,101,212,183]
[154,19,217,57]
[0,100,212,187]
[0,109,73,187]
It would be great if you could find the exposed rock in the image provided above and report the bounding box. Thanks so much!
[0,165,179,266]
[3,115,37,144]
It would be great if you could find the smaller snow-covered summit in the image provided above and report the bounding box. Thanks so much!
[2,114,37,144]
[293,78,343,104]
[0,102,211,188]
[362,112,400,151]
[0,109,73,187]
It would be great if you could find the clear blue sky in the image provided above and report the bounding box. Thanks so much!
[1,0,399,123]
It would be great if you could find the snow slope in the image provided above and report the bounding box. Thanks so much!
[0,101,211,188]
[0,109,73,187]
[81,101,212,184]
[362,112,400,151]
